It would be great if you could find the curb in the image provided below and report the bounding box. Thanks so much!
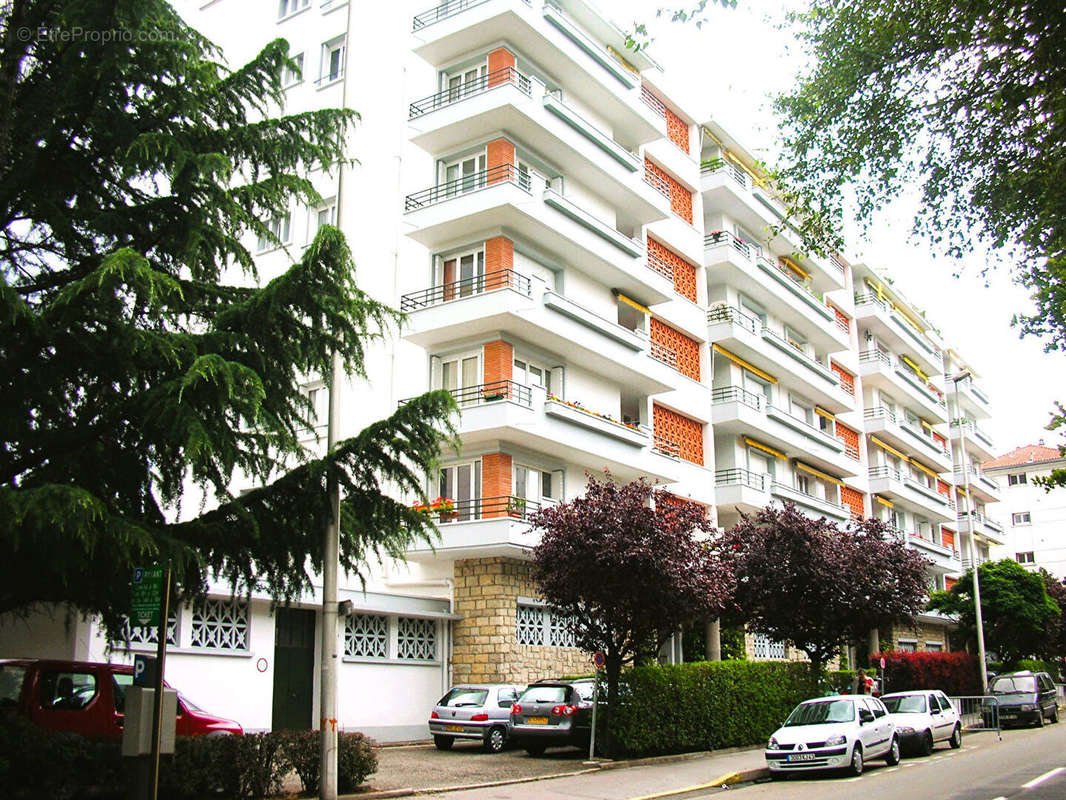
[347,747,767,799]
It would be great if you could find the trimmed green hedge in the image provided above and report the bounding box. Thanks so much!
[609,661,853,757]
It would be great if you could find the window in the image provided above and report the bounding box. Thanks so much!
[437,460,482,520]
[783,324,808,354]
[190,599,248,650]
[514,464,558,506]
[897,640,917,653]
[818,413,835,437]
[513,357,552,393]
[303,383,328,426]
[438,353,480,406]
[1008,473,1027,485]
[515,602,577,647]
[307,200,335,243]
[344,614,388,659]
[926,642,944,653]
[742,371,772,408]
[396,617,436,661]
[1012,511,1032,525]
[436,249,485,296]
[515,604,542,645]
[278,0,310,19]
[746,448,775,482]
[738,294,767,327]
[789,395,814,425]
[734,225,763,254]
[257,213,291,252]
[444,63,488,102]
[1016,551,1035,564]
[112,674,134,713]
[443,153,487,195]
[117,613,178,648]
[795,472,810,495]
[752,633,786,660]
[39,670,97,710]
[281,52,304,86]
[319,36,346,85]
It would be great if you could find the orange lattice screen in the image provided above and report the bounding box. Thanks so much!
[941,528,956,550]
[831,361,855,396]
[836,423,860,461]
[645,158,693,224]
[945,576,957,591]
[650,318,701,382]
[665,107,689,154]
[647,238,697,302]
[653,404,704,465]
[937,479,951,497]
[840,485,865,519]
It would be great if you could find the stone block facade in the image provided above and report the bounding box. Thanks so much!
[878,619,953,653]
[451,557,589,685]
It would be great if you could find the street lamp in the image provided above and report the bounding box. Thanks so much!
[951,371,989,694]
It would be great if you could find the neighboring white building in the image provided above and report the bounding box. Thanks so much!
[0,0,1008,737]
[984,444,1066,579]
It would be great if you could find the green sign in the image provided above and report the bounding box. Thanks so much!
[131,566,163,627]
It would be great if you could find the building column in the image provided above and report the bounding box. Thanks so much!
[705,619,721,661]
[868,627,880,658]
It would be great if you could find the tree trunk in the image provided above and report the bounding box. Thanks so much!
[604,650,622,757]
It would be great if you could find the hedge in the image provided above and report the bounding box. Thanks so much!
[608,661,854,757]
[0,718,377,800]
[993,659,1060,677]
[872,651,981,696]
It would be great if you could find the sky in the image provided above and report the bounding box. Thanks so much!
[604,0,1061,455]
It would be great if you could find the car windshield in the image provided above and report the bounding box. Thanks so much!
[438,688,489,707]
[882,695,927,714]
[992,676,1036,694]
[573,683,595,701]
[518,686,568,704]
[784,699,855,726]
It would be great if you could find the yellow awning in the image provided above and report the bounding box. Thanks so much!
[743,437,787,460]
[900,355,928,381]
[870,436,908,461]
[795,462,844,486]
[909,458,938,478]
[606,46,639,75]
[875,495,895,508]
[956,486,969,497]
[780,257,810,280]
[814,407,836,421]
[614,292,650,315]
[920,419,935,432]
[713,344,778,384]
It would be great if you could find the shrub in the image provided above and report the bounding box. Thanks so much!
[1009,659,1058,675]
[280,730,322,795]
[609,660,832,757]
[337,732,377,794]
[872,651,981,696]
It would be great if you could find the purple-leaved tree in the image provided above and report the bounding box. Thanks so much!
[715,504,929,678]
[528,476,733,740]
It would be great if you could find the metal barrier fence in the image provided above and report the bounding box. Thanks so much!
[949,696,1001,740]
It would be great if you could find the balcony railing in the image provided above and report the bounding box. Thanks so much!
[411,0,528,30]
[701,159,749,189]
[715,467,767,491]
[405,163,539,211]
[708,303,760,335]
[761,327,834,377]
[951,419,995,449]
[705,229,754,259]
[869,464,904,482]
[833,314,850,336]
[409,66,531,118]
[640,85,667,118]
[864,405,895,424]
[643,167,670,198]
[401,379,532,409]
[431,494,541,523]
[649,340,679,369]
[859,349,891,367]
[653,433,680,460]
[400,269,531,311]
[711,385,764,411]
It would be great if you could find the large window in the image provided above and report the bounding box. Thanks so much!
[397,618,437,661]
[257,213,291,252]
[190,599,248,651]
[515,602,577,648]
[752,633,786,660]
[319,36,346,85]
[344,614,388,659]
[1016,551,1035,564]
[278,0,310,19]
[1007,472,1027,485]
[1012,511,1032,525]
[437,460,482,519]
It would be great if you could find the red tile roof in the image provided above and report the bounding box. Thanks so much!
[983,444,1063,470]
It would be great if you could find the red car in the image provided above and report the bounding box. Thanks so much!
[0,658,242,739]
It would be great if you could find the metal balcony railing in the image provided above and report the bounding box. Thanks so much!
[707,303,760,335]
[404,163,538,211]
[400,380,532,409]
[859,349,891,367]
[762,327,831,374]
[830,253,848,274]
[409,66,531,118]
[653,433,681,459]
[711,385,764,411]
[869,464,904,482]
[400,269,531,312]
[411,0,528,30]
[715,468,767,491]
[643,167,671,198]
[649,340,679,370]
[431,494,542,523]
[700,159,749,189]
[864,405,896,423]
[833,314,850,335]
[704,229,754,259]
[854,291,888,310]
[640,85,667,118]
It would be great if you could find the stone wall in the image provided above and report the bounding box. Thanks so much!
[879,619,953,652]
[451,557,589,685]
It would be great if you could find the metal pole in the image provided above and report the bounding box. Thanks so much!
[953,375,988,694]
[588,671,599,761]
[149,563,171,800]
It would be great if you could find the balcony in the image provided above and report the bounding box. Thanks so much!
[949,419,997,462]
[711,386,858,477]
[950,376,992,421]
[399,274,678,395]
[400,382,682,486]
[703,233,848,353]
[857,350,949,423]
[405,494,542,561]
[951,466,1001,503]
[868,465,954,522]
[410,0,664,148]
[862,406,953,472]
[853,292,942,376]
[890,529,960,574]
[956,510,1006,546]
[707,305,853,414]
[714,467,770,518]
[403,164,674,305]
[407,70,670,227]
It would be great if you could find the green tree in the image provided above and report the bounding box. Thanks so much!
[773,0,1066,477]
[0,1,456,630]
[927,560,1061,665]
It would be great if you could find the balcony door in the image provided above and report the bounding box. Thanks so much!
[437,250,486,298]
[443,153,486,196]
[438,461,482,521]
[437,352,480,407]
[445,63,487,102]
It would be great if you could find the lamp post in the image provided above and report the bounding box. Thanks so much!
[951,371,989,694]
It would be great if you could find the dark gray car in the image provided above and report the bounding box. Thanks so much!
[990,671,1059,728]
[509,678,598,756]
[429,684,523,753]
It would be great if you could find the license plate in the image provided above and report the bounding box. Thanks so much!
[444,725,464,732]
[787,753,817,762]
[527,717,549,725]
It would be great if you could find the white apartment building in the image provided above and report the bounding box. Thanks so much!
[984,444,1066,579]
[0,0,1005,737]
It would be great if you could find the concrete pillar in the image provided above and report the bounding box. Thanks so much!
[868,628,880,659]
[705,619,721,661]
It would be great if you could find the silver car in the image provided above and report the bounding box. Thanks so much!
[429,684,522,753]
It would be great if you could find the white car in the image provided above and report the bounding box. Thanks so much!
[881,690,962,755]
[765,695,900,777]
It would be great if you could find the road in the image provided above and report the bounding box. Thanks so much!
[694,722,1066,800]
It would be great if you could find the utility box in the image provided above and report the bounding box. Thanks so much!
[121,686,177,757]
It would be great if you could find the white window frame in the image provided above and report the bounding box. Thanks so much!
[281,52,304,87]
[1012,511,1032,525]
[435,247,486,295]
[306,198,336,244]
[1016,551,1035,564]
[1008,472,1027,485]
[319,36,346,87]
[277,0,311,20]
[257,211,292,253]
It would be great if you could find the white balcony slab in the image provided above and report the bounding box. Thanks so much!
[405,516,540,563]
[862,410,954,473]
[858,354,949,423]
[853,294,943,376]
[903,534,960,574]
[868,470,954,523]
[770,481,850,524]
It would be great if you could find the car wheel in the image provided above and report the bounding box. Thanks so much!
[433,735,454,751]
[482,727,506,754]
[847,744,864,777]
[1051,708,1059,724]
[949,724,962,749]
[920,730,934,757]
[524,742,547,757]
[885,735,901,765]
[1036,710,1045,728]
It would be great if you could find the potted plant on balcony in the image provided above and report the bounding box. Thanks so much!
[506,496,527,518]
[481,386,506,402]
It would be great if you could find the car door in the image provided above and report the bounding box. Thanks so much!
[29,665,110,738]
[1038,674,1056,719]
[857,699,880,754]
[866,698,892,756]
[928,693,952,740]
[492,686,519,724]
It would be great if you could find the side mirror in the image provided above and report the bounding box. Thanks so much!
[859,708,874,724]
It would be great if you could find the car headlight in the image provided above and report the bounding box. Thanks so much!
[1021,704,1036,712]
[767,737,780,750]
[824,734,846,746]
[896,726,915,735]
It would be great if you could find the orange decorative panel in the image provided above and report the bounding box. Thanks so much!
[644,158,692,224]
[829,304,850,336]
[830,361,855,396]
[482,452,512,518]
[664,107,689,154]
[936,479,951,497]
[836,423,860,461]
[945,576,957,591]
[657,491,706,519]
[650,318,700,382]
[485,236,513,275]
[486,138,514,185]
[647,237,697,302]
[932,431,947,448]
[653,404,704,465]
[487,48,515,86]
[483,340,513,386]
[941,528,956,550]
[840,485,865,519]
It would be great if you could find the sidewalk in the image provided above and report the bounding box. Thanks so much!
[351,745,770,800]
